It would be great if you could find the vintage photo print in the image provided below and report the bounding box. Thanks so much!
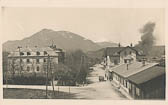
[0,0,167,105]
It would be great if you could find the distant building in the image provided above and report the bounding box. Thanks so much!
[109,62,165,99]
[104,44,145,66]
[7,46,64,75]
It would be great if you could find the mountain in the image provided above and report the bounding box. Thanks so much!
[3,29,101,52]
[96,41,119,48]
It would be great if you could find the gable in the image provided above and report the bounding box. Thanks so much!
[119,47,137,55]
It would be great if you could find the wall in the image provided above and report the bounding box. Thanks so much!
[120,48,136,64]
[8,52,58,75]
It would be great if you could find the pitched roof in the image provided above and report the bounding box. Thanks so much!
[110,62,158,78]
[105,47,124,56]
[127,66,165,85]
[14,47,53,52]
[105,46,145,56]
[8,47,57,57]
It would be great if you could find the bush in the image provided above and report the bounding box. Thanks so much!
[3,75,50,85]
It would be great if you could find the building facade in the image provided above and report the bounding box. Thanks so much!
[7,46,64,76]
[104,45,145,67]
[109,62,165,99]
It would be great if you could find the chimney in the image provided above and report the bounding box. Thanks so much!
[127,64,129,70]
[142,58,146,66]
[130,43,133,47]
[118,43,121,47]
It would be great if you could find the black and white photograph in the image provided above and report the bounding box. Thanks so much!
[1,4,166,101]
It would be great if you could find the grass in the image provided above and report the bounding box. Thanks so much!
[3,88,76,99]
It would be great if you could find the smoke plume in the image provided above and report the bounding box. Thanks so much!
[137,22,156,55]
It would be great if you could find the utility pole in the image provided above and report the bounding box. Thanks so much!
[69,79,70,95]
[18,46,22,76]
[45,54,49,99]
[50,57,55,96]
[6,62,9,88]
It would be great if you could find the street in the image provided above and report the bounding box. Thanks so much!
[3,64,127,99]
[71,64,127,99]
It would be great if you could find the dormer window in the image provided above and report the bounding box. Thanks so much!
[27,52,31,55]
[20,52,24,55]
[36,51,40,55]
[44,51,47,55]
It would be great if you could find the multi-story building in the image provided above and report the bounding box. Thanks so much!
[7,46,64,75]
[104,44,145,67]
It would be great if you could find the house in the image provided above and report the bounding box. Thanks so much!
[109,61,165,99]
[7,46,64,76]
[104,44,145,66]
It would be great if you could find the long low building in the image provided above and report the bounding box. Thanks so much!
[109,61,165,99]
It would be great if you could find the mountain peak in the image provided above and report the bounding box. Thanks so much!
[41,28,53,31]
[2,29,101,52]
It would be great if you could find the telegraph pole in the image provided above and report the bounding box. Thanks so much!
[18,46,22,76]
[46,54,49,99]
[50,57,55,96]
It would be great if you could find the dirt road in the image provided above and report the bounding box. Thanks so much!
[71,64,127,99]
[3,64,127,99]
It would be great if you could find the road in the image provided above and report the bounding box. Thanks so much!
[3,64,127,99]
[71,64,127,99]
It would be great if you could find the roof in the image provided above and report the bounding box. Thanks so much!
[110,62,158,78]
[127,66,165,85]
[14,47,53,52]
[105,47,124,56]
[8,47,58,57]
[105,46,145,57]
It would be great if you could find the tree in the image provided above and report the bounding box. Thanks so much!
[49,49,90,86]
[52,63,73,85]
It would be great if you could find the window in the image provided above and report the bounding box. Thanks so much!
[43,58,46,62]
[20,59,23,62]
[36,51,40,55]
[36,66,40,71]
[27,66,30,71]
[114,60,118,65]
[36,59,40,63]
[129,51,132,55]
[124,59,127,63]
[27,52,31,55]
[27,59,30,63]
[20,52,24,55]
[129,83,132,89]
[136,87,140,96]
[124,51,127,56]
[44,51,47,55]
[125,80,128,88]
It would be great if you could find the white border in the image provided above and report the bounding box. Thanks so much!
[0,0,168,105]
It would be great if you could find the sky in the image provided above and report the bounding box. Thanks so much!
[2,8,165,46]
